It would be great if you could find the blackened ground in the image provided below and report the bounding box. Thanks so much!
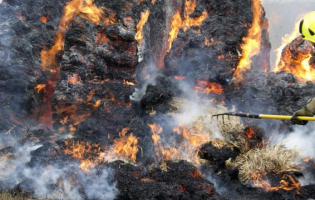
[110,160,220,200]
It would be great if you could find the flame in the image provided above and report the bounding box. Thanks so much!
[95,33,109,43]
[167,0,208,51]
[168,11,183,51]
[233,0,262,82]
[113,128,139,162]
[304,157,312,163]
[252,173,301,194]
[273,15,315,82]
[151,0,156,4]
[246,127,255,139]
[182,0,208,32]
[195,80,223,95]
[274,15,306,72]
[278,53,315,82]
[64,139,107,173]
[41,0,115,72]
[148,124,163,145]
[34,84,46,93]
[41,16,48,23]
[67,74,81,84]
[174,75,186,80]
[123,79,135,86]
[148,123,210,164]
[135,10,150,45]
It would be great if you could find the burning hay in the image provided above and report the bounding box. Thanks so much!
[226,144,298,183]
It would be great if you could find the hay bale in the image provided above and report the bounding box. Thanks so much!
[226,144,298,183]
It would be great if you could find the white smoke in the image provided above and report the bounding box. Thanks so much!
[0,142,118,200]
[269,123,315,185]
[130,61,158,101]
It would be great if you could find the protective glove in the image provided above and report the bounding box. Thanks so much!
[291,106,313,125]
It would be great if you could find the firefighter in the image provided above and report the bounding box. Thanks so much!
[291,12,315,125]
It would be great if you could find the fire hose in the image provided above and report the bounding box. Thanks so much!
[211,112,315,122]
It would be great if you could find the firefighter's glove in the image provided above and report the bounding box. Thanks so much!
[291,106,313,125]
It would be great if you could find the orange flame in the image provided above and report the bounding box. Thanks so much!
[113,128,139,162]
[135,10,150,45]
[148,123,210,164]
[41,0,115,72]
[148,123,163,145]
[34,84,46,93]
[274,15,306,72]
[246,127,255,139]
[252,173,301,194]
[123,79,135,86]
[67,74,81,84]
[174,75,186,80]
[195,80,223,95]
[168,11,183,51]
[64,139,107,173]
[167,0,208,51]
[95,33,109,43]
[182,0,208,32]
[233,0,262,82]
[41,16,48,23]
[304,157,312,163]
[277,53,315,82]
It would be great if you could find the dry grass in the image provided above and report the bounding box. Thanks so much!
[226,144,298,182]
[0,191,51,200]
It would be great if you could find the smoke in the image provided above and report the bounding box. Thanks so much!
[0,142,118,200]
[130,61,158,101]
[269,123,315,185]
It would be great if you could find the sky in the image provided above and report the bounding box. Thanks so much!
[261,0,315,69]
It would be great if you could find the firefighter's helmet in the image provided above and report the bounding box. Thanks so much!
[300,12,315,43]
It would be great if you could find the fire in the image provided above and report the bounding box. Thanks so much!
[278,53,315,82]
[41,0,115,71]
[151,0,156,4]
[34,84,46,93]
[64,139,107,173]
[252,173,301,194]
[41,16,48,23]
[123,79,135,86]
[135,10,150,45]
[67,74,81,84]
[167,0,208,51]
[174,75,186,80]
[304,157,312,163]
[95,33,109,43]
[182,0,208,32]
[168,11,183,51]
[148,123,163,145]
[272,14,315,82]
[245,127,255,139]
[233,0,263,82]
[113,128,139,162]
[274,16,305,72]
[148,123,210,164]
[195,80,223,95]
